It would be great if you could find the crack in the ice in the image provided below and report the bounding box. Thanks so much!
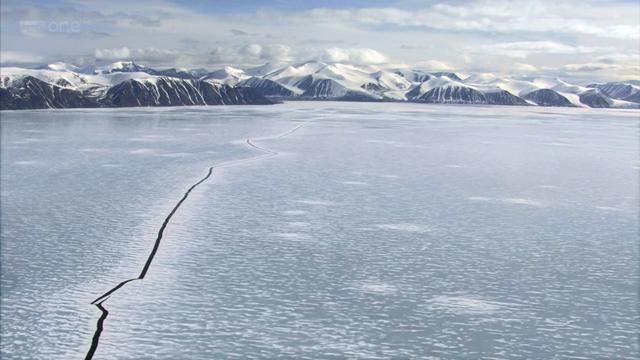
[83,121,309,359]
[83,300,108,360]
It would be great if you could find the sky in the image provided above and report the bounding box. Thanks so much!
[1,0,639,80]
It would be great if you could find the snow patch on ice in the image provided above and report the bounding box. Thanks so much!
[341,181,368,186]
[503,198,544,207]
[272,232,311,240]
[128,148,156,155]
[13,160,39,166]
[375,223,430,233]
[468,196,492,201]
[537,185,558,189]
[353,281,398,295]
[350,171,399,179]
[425,296,516,315]
[287,222,310,227]
[365,139,398,145]
[295,200,335,206]
[282,210,308,216]
[468,196,544,207]
[541,142,573,147]
[155,152,192,158]
[595,206,621,212]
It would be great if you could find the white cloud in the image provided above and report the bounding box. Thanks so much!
[93,46,203,68]
[472,41,602,58]
[94,47,185,63]
[207,44,391,66]
[512,63,539,73]
[297,2,640,40]
[563,59,639,73]
[563,63,616,72]
[209,44,293,65]
[0,50,44,64]
[414,60,453,71]
[1,0,638,79]
[562,55,640,79]
[94,47,131,60]
[596,53,640,65]
[318,48,389,64]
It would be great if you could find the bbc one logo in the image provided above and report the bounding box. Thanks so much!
[19,20,81,35]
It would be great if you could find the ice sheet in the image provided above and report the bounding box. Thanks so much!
[1,102,638,359]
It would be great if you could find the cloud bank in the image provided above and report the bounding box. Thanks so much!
[0,0,637,80]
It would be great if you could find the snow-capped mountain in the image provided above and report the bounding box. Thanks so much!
[405,76,528,105]
[101,77,271,107]
[248,61,637,108]
[40,61,82,73]
[95,61,149,74]
[244,62,288,77]
[0,62,273,109]
[201,66,250,85]
[1,76,96,109]
[589,81,640,103]
[238,77,296,97]
[1,60,638,110]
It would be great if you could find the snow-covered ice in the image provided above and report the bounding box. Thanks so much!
[1,102,638,359]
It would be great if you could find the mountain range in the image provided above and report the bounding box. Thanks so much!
[1,60,639,110]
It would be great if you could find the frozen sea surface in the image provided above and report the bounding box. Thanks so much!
[1,102,638,359]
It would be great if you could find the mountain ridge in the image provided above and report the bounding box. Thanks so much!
[1,61,638,110]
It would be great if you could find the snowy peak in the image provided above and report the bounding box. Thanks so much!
[264,61,330,82]
[523,89,573,107]
[42,62,81,73]
[0,64,274,109]
[0,67,91,89]
[430,72,463,81]
[244,62,288,77]
[394,69,433,83]
[96,61,148,74]
[201,66,250,85]
[405,75,528,105]
[591,81,640,103]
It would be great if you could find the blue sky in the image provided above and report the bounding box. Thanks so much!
[1,0,638,80]
[168,0,395,13]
